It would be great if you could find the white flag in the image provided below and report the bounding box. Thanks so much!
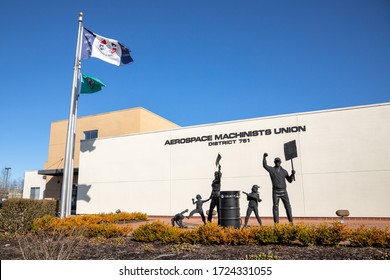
[81,27,133,66]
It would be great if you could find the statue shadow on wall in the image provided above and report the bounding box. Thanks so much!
[80,139,96,153]
[76,184,91,202]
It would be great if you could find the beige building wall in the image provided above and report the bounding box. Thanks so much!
[77,103,390,218]
[42,107,179,199]
[23,171,46,199]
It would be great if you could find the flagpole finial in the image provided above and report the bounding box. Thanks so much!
[79,12,83,22]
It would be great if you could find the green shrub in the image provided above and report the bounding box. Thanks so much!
[251,226,278,244]
[134,223,274,245]
[96,212,148,223]
[132,221,390,247]
[132,221,194,244]
[179,228,200,244]
[31,214,390,246]
[224,226,255,245]
[132,221,170,242]
[0,198,56,234]
[83,224,130,238]
[273,223,295,244]
[350,226,390,247]
[32,212,143,238]
[193,223,227,245]
[314,222,351,245]
[293,223,316,246]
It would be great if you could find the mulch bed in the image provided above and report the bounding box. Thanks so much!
[1,236,389,260]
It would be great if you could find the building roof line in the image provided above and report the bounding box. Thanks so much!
[82,102,390,142]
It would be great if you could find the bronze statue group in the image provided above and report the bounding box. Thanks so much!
[171,152,296,228]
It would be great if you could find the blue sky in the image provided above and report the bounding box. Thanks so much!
[0,0,389,181]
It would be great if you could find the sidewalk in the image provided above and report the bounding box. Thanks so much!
[131,216,390,230]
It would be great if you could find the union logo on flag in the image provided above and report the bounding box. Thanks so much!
[86,77,95,89]
[81,27,133,66]
[98,39,118,56]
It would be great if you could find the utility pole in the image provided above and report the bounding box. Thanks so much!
[4,167,11,189]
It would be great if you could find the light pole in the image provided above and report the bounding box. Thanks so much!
[4,167,11,189]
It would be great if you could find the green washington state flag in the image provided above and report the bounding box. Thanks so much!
[80,73,105,94]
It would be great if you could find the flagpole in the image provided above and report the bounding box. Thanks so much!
[60,12,84,218]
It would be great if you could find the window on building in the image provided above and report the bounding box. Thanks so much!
[30,187,40,200]
[83,129,98,140]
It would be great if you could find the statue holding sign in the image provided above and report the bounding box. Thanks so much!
[263,152,296,224]
[208,154,222,224]
[284,140,298,181]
